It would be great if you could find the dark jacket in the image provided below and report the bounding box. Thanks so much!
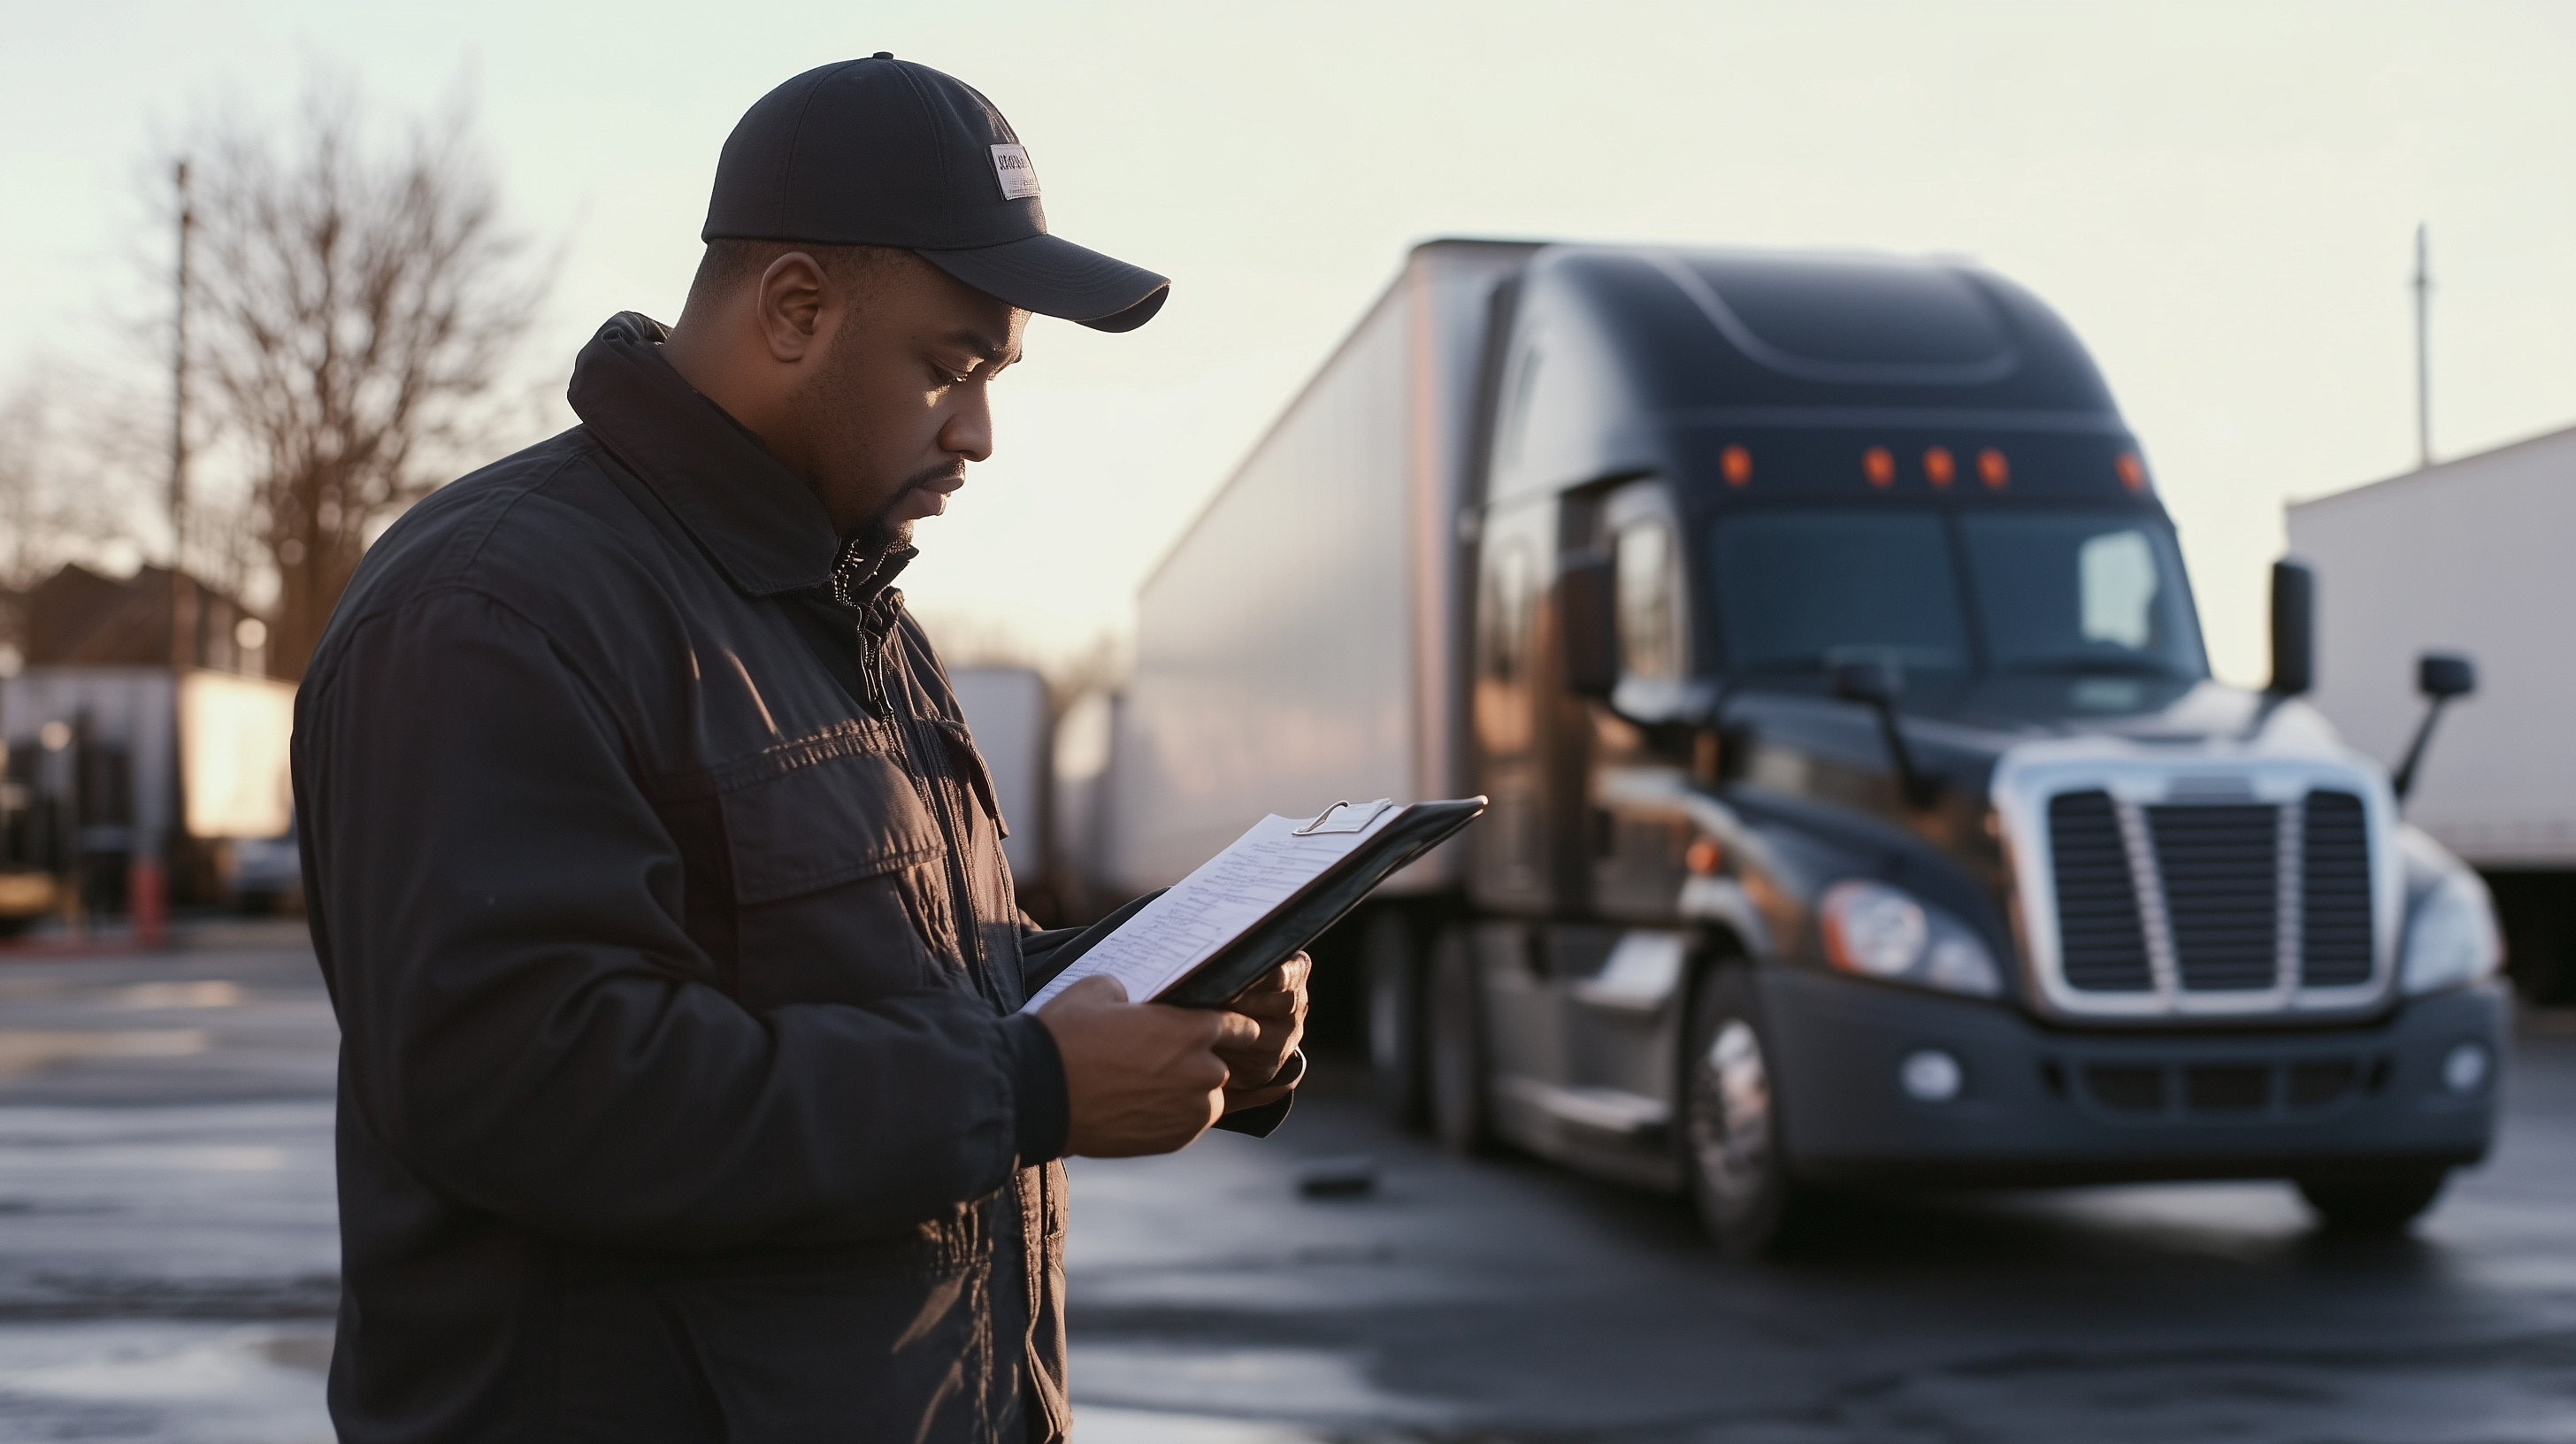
[295,312,1276,1442]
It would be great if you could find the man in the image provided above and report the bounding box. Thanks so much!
[294,56,1307,1442]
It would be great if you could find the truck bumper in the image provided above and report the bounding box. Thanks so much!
[1757,968,2507,1187]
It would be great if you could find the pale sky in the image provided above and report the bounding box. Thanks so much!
[6,0,2573,685]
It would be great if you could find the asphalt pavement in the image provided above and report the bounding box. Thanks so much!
[0,930,2570,1442]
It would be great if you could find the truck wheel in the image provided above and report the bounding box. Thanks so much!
[1425,926,1491,1155]
[2296,1166,2450,1233]
[1683,967,1807,1256]
[1363,909,1428,1131]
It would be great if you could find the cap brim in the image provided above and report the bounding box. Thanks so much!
[918,233,1169,334]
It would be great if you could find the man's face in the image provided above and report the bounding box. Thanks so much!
[791,256,1028,543]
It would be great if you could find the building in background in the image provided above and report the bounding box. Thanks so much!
[2288,423,2576,1002]
[0,563,291,934]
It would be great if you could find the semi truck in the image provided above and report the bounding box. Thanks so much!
[1095,239,2509,1253]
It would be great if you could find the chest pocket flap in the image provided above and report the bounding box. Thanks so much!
[717,732,945,905]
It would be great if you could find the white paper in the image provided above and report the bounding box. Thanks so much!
[1021,803,1402,1013]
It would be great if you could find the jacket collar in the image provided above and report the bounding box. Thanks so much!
[567,311,840,597]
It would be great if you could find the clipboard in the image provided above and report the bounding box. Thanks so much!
[1024,796,1486,1010]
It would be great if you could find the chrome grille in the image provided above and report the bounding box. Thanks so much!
[2048,791,2151,992]
[2036,783,2380,1011]
[2147,803,2279,991]
[2300,791,2373,987]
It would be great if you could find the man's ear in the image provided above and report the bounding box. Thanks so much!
[755,251,830,363]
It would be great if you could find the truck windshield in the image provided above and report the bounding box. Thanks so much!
[1708,509,2205,679]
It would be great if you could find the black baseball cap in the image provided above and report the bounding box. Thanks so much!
[702,55,1169,334]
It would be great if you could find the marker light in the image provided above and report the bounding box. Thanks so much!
[1721,445,1752,487]
[1923,447,1955,487]
[1978,449,2009,488]
[1686,838,1724,875]
[2115,451,2148,491]
[1863,448,1895,488]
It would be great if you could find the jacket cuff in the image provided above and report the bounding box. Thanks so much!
[1003,1011,1070,1165]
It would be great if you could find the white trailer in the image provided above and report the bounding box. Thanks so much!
[946,665,1051,892]
[2287,421,2576,998]
[1106,241,1536,895]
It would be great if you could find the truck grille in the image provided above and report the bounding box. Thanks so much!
[2043,787,2377,1004]
[2048,791,2150,992]
[2148,803,2278,991]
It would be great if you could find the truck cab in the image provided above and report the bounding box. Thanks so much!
[1426,245,2505,1251]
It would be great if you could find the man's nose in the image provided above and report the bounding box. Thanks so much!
[940,386,994,463]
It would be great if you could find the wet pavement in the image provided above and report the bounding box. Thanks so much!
[0,932,2570,1441]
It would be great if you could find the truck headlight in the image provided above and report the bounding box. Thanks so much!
[2400,868,2503,995]
[1820,879,2002,998]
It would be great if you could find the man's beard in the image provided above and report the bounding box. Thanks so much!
[847,464,962,557]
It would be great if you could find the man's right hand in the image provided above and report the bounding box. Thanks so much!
[1037,975,1254,1157]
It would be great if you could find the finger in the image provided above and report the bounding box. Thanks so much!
[1209,1009,1261,1049]
[1138,1002,1230,1047]
[1223,1081,1295,1112]
[1229,987,1295,1019]
[1247,954,1311,994]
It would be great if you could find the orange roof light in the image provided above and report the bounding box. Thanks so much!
[1863,447,1896,488]
[2115,451,2148,491]
[1978,449,2010,488]
[1685,837,1724,875]
[1923,447,1956,488]
[1721,444,1752,487]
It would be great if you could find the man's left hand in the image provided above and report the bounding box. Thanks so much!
[1216,952,1309,1113]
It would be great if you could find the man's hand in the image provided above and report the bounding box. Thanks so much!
[1038,976,1256,1157]
[1216,953,1309,1114]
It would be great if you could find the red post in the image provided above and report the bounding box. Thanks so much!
[130,856,167,949]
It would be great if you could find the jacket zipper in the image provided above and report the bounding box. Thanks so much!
[862,607,996,1005]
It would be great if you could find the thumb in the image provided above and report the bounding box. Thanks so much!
[1051,974,1131,1010]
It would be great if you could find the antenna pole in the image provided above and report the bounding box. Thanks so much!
[2413,222,2432,472]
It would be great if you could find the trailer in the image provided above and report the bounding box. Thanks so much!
[2288,423,2576,1002]
[1101,238,2509,1253]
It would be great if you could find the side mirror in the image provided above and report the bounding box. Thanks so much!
[1558,555,1618,698]
[2268,560,2314,697]
[1828,651,1936,810]
[2394,649,2478,803]
[2419,652,2476,701]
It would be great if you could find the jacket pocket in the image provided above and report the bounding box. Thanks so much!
[711,728,960,1009]
[717,733,943,905]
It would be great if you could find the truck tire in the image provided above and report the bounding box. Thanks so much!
[1682,967,1811,1257]
[2296,1166,2450,1233]
[1364,908,1429,1131]
[1425,926,1492,1155]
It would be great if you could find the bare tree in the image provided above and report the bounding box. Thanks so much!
[186,79,545,680]
[0,373,150,592]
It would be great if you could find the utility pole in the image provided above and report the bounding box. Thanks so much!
[143,157,194,947]
[2413,222,2433,472]
[170,159,193,608]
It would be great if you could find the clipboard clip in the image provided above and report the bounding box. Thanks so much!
[1292,799,1397,836]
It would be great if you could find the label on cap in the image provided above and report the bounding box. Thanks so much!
[989,144,1041,201]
